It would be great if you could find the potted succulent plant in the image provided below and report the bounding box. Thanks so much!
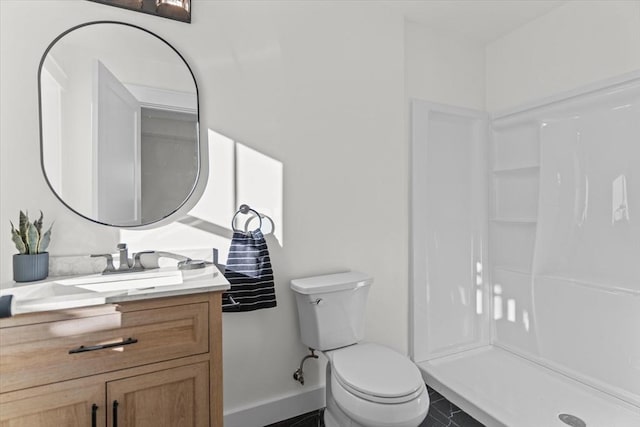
[10,211,53,282]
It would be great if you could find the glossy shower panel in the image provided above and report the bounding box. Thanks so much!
[411,101,489,361]
[535,90,640,287]
[491,75,640,407]
[532,79,640,406]
[412,74,640,420]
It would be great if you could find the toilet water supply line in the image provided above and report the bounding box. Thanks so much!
[293,348,318,385]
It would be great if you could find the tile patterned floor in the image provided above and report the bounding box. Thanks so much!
[423,386,485,427]
[264,409,324,427]
[264,385,485,427]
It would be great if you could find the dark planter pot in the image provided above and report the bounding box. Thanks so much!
[13,252,49,282]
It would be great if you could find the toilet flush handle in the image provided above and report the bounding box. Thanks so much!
[309,298,323,305]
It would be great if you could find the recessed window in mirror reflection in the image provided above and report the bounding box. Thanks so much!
[39,22,199,227]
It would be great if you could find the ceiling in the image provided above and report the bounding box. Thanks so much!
[382,0,568,45]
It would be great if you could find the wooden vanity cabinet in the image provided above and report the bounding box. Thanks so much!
[0,292,223,427]
[106,362,209,427]
[0,381,105,427]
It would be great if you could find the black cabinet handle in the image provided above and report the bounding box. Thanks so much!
[91,404,98,427]
[113,400,119,427]
[69,337,138,354]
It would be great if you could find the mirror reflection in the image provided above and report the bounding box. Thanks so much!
[40,22,199,227]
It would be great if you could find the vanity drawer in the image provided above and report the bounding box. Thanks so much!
[0,301,209,393]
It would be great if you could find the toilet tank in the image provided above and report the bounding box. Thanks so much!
[290,271,373,351]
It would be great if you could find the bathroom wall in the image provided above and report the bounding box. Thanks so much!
[486,0,640,112]
[0,0,407,422]
[405,21,485,110]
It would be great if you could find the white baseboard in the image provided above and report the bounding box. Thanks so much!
[224,385,325,427]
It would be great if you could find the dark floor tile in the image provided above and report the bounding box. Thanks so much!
[426,385,441,397]
[426,384,485,427]
[430,395,463,419]
[450,410,485,427]
[425,405,456,425]
[264,410,323,427]
[290,412,321,427]
[427,385,446,404]
[420,413,449,427]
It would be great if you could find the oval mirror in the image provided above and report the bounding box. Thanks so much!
[39,21,199,227]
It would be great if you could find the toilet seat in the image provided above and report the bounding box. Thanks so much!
[331,343,425,404]
[335,374,425,405]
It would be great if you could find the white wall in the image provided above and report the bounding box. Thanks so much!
[405,21,485,110]
[486,0,640,112]
[0,0,406,422]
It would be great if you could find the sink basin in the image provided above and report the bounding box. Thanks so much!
[1,266,223,316]
[0,281,110,316]
[4,282,95,300]
[54,269,183,292]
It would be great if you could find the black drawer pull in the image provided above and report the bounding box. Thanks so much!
[69,337,138,354]
[113,400,119,427]
[91,403,98,427]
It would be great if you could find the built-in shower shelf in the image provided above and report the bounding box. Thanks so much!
[492,165,540,174]
[494,265,532,276]
[491,218,537,224]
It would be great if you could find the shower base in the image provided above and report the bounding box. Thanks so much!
[416,346,640,427]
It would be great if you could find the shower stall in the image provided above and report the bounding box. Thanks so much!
[410,72,640,426]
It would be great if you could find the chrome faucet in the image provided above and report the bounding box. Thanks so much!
[133,251,209,270]
[92,243,144,274]
[132,251,156,270]
[93,247,215,275]
[90,253,116,273]
[154,251,191,263]
[117,243,132,271]
[151,252,206,270]
[130,251,191,270]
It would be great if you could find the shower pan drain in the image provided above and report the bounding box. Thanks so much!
[558,413,586,427]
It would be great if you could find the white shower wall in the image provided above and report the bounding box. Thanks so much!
[412,73,640,414]
[410,101,490,362]
[490,75,640,406]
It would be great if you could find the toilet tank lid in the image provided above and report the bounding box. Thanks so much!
[290,271,373,294]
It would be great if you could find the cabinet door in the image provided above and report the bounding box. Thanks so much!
[0,381,105,427]
[107,362,208,427]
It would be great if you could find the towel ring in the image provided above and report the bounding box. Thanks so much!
[232,204,263,233]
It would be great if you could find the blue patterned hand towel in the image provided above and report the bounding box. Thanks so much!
[223,229,277,312]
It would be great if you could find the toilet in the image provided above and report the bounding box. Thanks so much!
[290,271,429,427]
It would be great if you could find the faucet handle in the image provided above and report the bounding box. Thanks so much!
[133,251,157,269]
[117,243,127,250]
[91,254,116,273]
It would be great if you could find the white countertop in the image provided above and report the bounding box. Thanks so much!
[0,265,230,316]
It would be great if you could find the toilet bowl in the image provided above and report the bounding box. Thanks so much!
[290,272,429,427]
[325,343,429,427]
